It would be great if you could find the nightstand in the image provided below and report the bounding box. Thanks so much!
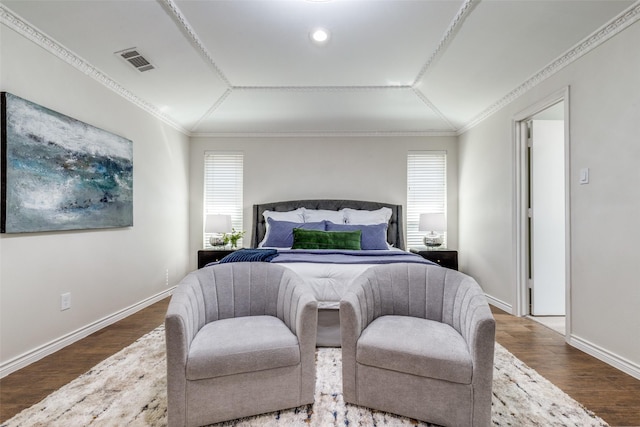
[197,249,236,269]
[410,247,458,270]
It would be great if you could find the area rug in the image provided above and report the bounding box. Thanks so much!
[2,325,607,427]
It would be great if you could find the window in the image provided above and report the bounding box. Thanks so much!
[407,151,447,248]
[203,152,243,248]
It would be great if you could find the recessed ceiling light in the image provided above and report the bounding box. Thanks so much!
[310,28,330,45]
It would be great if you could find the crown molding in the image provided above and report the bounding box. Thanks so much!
[190,130,457,138]
[189,88,232,133]
[0,5,190,136]
[159,0,231,88]
[231,85,412,92]
[458,2,640,135]
[414,0,477,84]
[412,88,456,131]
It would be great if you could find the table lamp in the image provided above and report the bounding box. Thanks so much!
[419,213,446,248]
[205,214,232,247]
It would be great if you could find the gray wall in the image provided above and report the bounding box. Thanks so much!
[188,136,458,268]
[0,25,191,368]
[458,21,640,373]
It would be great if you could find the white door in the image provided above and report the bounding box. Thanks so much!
[530,119,566,315]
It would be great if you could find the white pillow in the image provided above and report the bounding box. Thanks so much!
[344,207,393,225]
[259,208,305,247]
[263,208,305,223]
[302,208,346,224]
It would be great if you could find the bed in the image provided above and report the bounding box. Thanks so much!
[247,199,435,346]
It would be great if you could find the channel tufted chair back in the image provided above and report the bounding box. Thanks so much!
[340,263,495,427]
[166,262,317,427]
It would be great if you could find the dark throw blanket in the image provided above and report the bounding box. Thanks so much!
[217,248,279,264]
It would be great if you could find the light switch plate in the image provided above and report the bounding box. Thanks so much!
[579,168,589,184]
[60,292,71,311]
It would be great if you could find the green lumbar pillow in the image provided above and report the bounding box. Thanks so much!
[292,228,362,250]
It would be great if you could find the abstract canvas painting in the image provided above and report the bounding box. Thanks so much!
[1,92,133,233]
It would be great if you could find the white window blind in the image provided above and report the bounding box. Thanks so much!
[203,152,243,248]
[407,151,447,248]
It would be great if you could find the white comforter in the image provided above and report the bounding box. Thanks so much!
[279,262,376,309]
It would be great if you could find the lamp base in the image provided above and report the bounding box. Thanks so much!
[423,233,443,248]
[209,235,225,247]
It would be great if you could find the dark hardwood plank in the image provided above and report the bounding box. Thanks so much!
[1,301,638,426]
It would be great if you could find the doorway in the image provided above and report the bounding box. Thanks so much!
[514,88,570,338]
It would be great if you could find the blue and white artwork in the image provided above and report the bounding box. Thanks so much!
[1,92,133,233]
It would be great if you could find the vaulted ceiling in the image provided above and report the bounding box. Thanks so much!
[1,0,636,136]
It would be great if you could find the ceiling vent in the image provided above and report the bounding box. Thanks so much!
[116,48,155,72]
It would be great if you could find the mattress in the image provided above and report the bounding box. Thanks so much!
[211,248,435,308]
[278,262,376,309]
[271,248,437,309]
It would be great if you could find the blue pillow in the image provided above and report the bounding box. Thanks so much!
[262,218,326,248]
[326,222,389,250]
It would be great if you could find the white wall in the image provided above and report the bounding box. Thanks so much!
[459,21,640,373]
[530,120,566,316]
[188,136,458,268]
[0,25,191,370]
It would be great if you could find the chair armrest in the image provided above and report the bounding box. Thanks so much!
[277,275,318,404]
[339,270,382,345]
[275,272,318,359]
[277,273,317,337]
[296,290,318,403]
[165,276,206,375]
[294,291,319,346]
[455,282,495,388]
[464,297,495,377]
[339,291,364,349]
[165,305,193,372]
[165,273,207,426]
[339,290,366,403]
[458,290,495,427]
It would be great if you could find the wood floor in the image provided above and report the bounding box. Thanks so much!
[492,307,640,427]
[0,298,170,423]
[1,300,639,426]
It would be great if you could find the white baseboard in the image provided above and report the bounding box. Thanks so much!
[484,293,640,380]
[0,287,175,379]
[568,334,640,380]
[485,294,512,313]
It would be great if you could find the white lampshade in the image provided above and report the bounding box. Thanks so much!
[205,214,232,234]
[419,213,446,232]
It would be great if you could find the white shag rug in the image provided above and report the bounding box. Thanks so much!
[1,325,607,427]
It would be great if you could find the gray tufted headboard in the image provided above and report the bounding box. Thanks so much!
[251,199,405,250]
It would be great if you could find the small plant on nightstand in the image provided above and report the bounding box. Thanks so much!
[223,229,245,248]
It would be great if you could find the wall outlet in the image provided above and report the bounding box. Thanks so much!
[165,269,169,287]
[60,292,71,311]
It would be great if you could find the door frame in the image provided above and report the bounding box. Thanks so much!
[512,86,571,339]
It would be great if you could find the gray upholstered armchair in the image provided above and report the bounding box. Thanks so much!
[340,263,495,427]
[165,263,318,427]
